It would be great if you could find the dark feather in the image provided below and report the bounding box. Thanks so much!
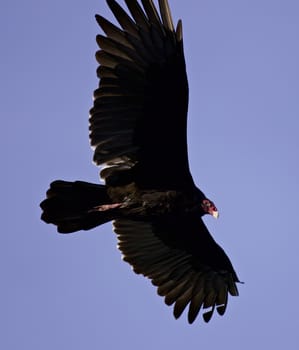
[188,286,206,324]
[107,0,140,38]
[125,0,150,29]
[158,0,175,31]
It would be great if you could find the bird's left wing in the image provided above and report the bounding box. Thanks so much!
[90,0,193,189]
[114,216,239,323]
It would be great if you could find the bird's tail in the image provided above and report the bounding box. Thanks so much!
[40,180,119,233]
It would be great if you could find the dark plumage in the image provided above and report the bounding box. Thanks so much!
[40,0,240,324]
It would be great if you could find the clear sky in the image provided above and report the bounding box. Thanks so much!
[1,0,299,349]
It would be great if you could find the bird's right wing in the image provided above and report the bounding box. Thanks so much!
[90,0,193,190]
[113,215,240,323]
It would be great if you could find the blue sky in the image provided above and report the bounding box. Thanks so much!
[1,0,298,349]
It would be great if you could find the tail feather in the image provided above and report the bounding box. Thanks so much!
[40,180,117,233]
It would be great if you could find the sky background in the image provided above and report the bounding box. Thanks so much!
[1,0,299,349]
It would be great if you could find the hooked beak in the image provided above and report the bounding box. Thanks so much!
[212,210,219,219]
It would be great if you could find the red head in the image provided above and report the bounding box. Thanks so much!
[201,199,219,218]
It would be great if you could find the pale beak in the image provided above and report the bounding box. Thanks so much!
[212,210,219,219]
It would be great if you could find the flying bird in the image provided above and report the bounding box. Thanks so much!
[40,0,240,324]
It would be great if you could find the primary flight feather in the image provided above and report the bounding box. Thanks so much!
[40,0,240,324]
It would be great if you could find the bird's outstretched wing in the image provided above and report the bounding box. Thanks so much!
[90,0,193,189]
[114,216,239,323]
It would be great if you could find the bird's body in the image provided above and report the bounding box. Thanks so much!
[40,0,240,324]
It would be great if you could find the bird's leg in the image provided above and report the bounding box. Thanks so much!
[89,203,123,212]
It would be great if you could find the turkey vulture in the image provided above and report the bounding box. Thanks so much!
[40,0,240,324]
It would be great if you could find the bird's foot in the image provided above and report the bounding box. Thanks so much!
[90,203,123,212]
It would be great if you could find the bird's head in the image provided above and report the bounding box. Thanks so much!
[201,199,219,219]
